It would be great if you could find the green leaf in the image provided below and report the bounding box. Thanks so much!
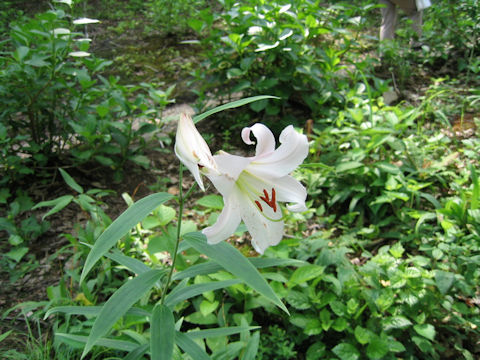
[434,270,455,295]
[14,46,29,62]
[123,344,149,360]
[187,326,260,339]
[193,96,279,124]
[59,168,84,194]
[241,331,260,360]
[81,269,164,358]
[196,194,224,210]
[200,299,219,316]
[183,232,288,314]
[413,324,435,341]
[56,333,138,352]
[175,332,211,360]
[332,343,360,360]
[80,192,172,283]
[45,305,149,319]
[354,326,371,345]
[32,195,74,220]
[288,264,324,287]
[366,336,389,359]
[6,246,29,262]
[157,205,177,226]
[382,316,412,331]
[336,161,363,173]
[165,279,241,308]
[151,304,174,360]
[0,329,13,343]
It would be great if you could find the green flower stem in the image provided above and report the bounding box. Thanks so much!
[160,163,196,304]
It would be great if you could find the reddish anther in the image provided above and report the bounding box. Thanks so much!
[259,188,277,212]
[255,200,263,212]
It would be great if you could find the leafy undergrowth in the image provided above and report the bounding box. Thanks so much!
[1,0,480,359]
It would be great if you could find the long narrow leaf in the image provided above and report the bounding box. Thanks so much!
[241,331,260,360]
[80,192,172,284]
[165,279,241,308]
[81,269,164,358]
[173,258,306,281]
[172,261,222,281]
[56,333,138,352]
[59,168,84,193]
[123,344,149,360]
[44,306,150,319]
[183,232,288,314]
[32,195,74,220]
[176,331,211,360]
[187,326,260,339]
[151,304,175,360]
[193,95,279,124]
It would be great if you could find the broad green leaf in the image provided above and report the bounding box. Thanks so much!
[6,246,29,262]
[33,195,74,220]
[366,336,389,359]
[336,161,363,173]
[414,324,435,341]
[200,299,219,316]
[196,194,224,210]
[354,326,371,344]
[288,264,324,287]
[80,192,172,283]
[176,331,210,360]
[183,232,288,314]
[382,316,412,331]
[165,279,241,308]
[81,269,164,358]
[332,343,360,360]
[434,270,455,295]
[151,304,174,360]
[59,168,83,193]
[193,96,279,124]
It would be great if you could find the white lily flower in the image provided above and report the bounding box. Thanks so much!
[175,115,309,254]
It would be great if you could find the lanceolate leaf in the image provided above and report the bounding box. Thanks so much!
[165,279,241,308]
[80,192,172,284]
[81,269,165,358]
[151,304,175,360]
[183,232,288,314]
[175,332,211,360]
[193,95,279,124]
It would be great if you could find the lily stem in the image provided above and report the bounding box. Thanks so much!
[161,163,185,305]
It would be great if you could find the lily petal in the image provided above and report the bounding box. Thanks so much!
[236,189,284,254]
[248,125,309,178]
[241,123,276,157]
[202,192,242,244]
[240,171,307,213]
